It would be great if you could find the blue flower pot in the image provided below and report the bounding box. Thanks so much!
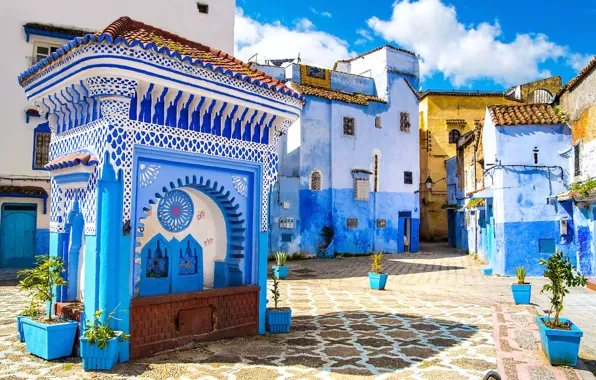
[536,316,583,366]
[16,316,29,342]
[81,335,120,371]
[22,317,78,360]
[511,284,531,304]
[369,273,388,290]
[273,265,289,280]
[266,308,292,334]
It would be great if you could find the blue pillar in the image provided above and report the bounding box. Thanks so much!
[66,199,84,301]
[258,231,268,334]
[97,160,121,327]
[49,231,65,316]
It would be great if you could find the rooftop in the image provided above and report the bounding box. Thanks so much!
[333,44,417,70]
[487,104,565,127]
[559,55,596,95]
[420,89,521,101]
[23,22,94,39]
[290,82,387,106]
[19,17,301,100]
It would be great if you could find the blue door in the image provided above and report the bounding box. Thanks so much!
[1,204,37,268]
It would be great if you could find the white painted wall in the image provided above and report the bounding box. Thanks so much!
[137,188,228,288]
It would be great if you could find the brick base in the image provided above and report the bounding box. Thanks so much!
[587,278,596,292]
[55,301,84,357]
[130,286,259,359]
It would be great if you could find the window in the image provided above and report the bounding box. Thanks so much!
[377,219,387,228]
[574,144,581,177]
[533,147,539,164]
[400,112,410,132]
[33,43,59,65]
[404,171,413,184]
[449,129,461,144]
[373,155,379,192]
[539,239,556,254]
[281,233,293,242]
[343,117,355,136]
[196,2,209,13]
[354,178,369,201]
[33,127,51,169]
[310,170,322,190]
[347,218,358,228]
[279,218,295,229]
[375,116,382,129]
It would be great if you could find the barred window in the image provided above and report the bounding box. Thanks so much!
[347,218,358,228]
[373,155,379,192]
[400,112,411,132]
[449,129,461,144]
[354,178,370,201]
[375,116,382,129]
[404,171,413,184]
[574,144,581,177]
[377,219,387,228]
[343,117,355,136]
[310,170,322,190]
[33,131,51,169]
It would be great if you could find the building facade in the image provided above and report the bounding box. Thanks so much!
[19,16,297,359]
[0,0,234,269]
[263,45,421,256]
[418,91,521,241]
[557,56,596,277]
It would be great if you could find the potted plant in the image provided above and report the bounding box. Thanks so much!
[81,308,130,371]
[17,255,79,360]
[537,250,587,366]
[511,266,531,304]
[16,301,41,342]
[266,272,292,333]
[272,251,289,280]
[369,253,388,290]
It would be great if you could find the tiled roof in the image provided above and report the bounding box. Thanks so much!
[420,90,523,101]
[559,55,596,95]
[23,22,93,39]
[0,186,47,195]
[333,45,417,70]
[45,152,98,170]
[19,17,302,100]
[290,82,387,106]
[487,104,564,127]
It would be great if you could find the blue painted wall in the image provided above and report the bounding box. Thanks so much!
[572,203,594,276]
[35,228,50,254]
[269,177,300,253]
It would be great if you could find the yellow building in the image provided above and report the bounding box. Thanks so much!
[418,91,521,241]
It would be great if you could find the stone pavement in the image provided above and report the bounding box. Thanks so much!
[0,242,594,379]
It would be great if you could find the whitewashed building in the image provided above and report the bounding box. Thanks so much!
[0,0,235,268]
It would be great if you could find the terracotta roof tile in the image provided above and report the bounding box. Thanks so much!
[559,55,596,95]
[45,152,98,170]
[487,104,564,127]
[290,82,387,106]
[23,22,93,38]
[20,17,302,100]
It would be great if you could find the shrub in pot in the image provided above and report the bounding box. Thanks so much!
[17,255,79,360]
[81,309,130,371]
[368,253,388,290]
[511,266,531,304]
[272,251,289,280]
[266,272,292,333]
[537,250,587,366]
[16,301,41,342]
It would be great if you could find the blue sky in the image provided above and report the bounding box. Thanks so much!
[235,0,594,91]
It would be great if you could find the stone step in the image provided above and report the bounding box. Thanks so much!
[587,278,596,292]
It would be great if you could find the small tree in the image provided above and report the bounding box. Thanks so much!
[370,253,384,274]
[540,250,587,328]
[270,272,281,309]
[17,255,68,322]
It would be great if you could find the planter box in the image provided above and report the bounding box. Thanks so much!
[511,284,531,304]
[273,265,288,280]
[16,316,29,342]
[22,317,78,360]
[536,316,583,366]
[81,335,120,371]
[369,273,388,290]
[266,308,292,334]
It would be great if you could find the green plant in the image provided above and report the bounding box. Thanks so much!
[275,251,288,266]
[569,178,596,199]
[270,272,281,309]
[19,301,41,317]
[319,226,334,248]
[540,250,587,328]
[515,266,528,284]
[290,252,303,260]
[83,309,130,350]
[370,253,385,274]
[17,255,68,321]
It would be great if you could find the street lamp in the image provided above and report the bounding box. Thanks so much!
[425,176,433,191]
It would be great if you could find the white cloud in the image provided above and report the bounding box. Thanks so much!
[321,11,332,18]
[235,8,353,68]
[310,7,332,17]
[355,28,374,45]
[567,53,594,72]
[367,0,586,87]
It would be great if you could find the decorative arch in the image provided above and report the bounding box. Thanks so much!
[135,175,247,290]
[310,169,322,191]
[530,88,554,104]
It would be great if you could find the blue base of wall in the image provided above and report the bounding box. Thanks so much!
[35,229,50,255]
[480,266,493,276]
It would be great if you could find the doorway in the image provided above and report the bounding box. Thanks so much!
[404,218,411,252]
[1,204,37,268]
